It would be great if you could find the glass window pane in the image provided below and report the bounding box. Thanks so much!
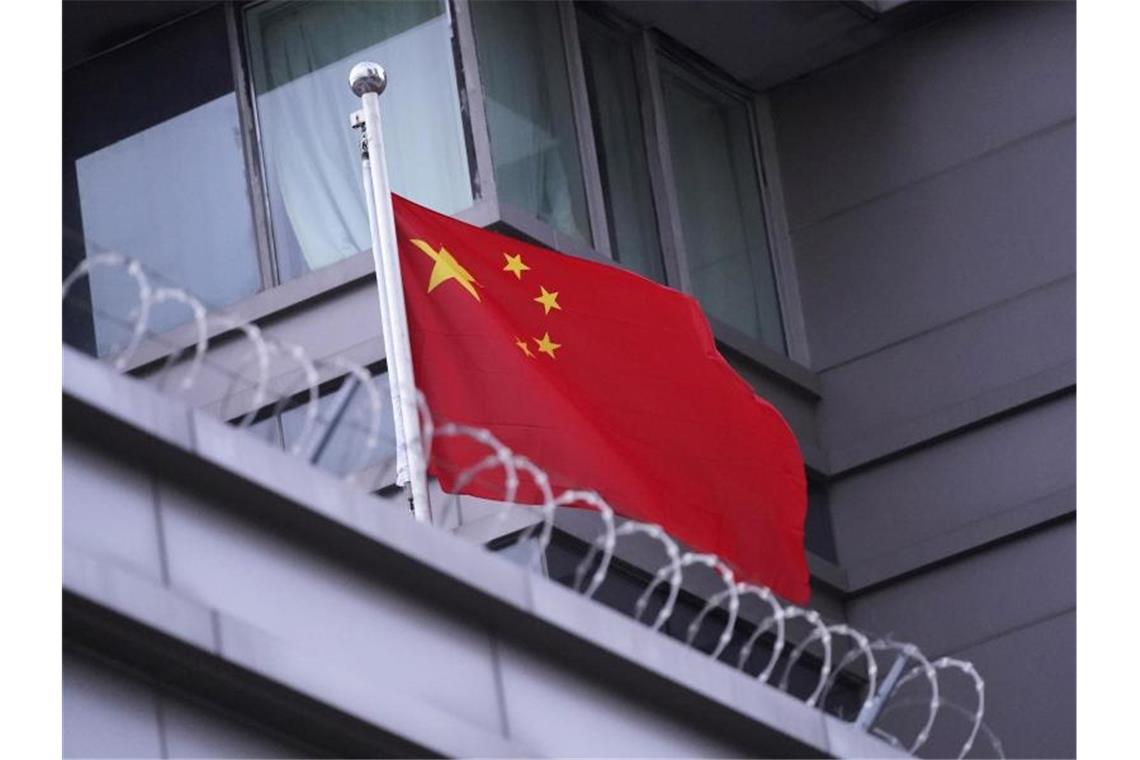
[660,62,786,354]
[248,414,285,449]
[577,12,665,282]
[63,6,261,358]
[471,0,591,243]
[280,373,398,479]
[247,0,473,282]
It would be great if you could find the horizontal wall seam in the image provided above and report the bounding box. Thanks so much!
[62,587,444,758]
[817,274,1074,373]
[826,361,1074,477]
[788,116,1076,236]
[939,605,1075,662]
[764,1,978,93]
[840,487,1075,593]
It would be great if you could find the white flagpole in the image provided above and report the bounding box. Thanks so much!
[357,150,409,488]
[350,62,432,524]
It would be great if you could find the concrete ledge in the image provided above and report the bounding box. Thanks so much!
[63,566,445,757]
[63,346,905,758]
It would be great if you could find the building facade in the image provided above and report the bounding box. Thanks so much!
[62,1,1076,757]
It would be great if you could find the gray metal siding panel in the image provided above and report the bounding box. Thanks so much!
[791,122,1075,369]
[829,395,1074,565]
[817,276,1074,452]
[941,609,1075,759]
[845,520,1074,659]
[771,1,1075,232]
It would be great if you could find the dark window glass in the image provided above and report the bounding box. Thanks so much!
[63,5,261,357]
[577,12,665,282]
[806,479,837,563]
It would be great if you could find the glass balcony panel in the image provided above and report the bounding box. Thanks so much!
[63,6,261,357]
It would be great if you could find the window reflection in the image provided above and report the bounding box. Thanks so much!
[471,0,591,243]
[660,61,786,354]
[577,12,665,283]
[246,0,472,282]
[250,373,399,482]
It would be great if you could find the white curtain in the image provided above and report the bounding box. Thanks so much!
[249,1,472,276]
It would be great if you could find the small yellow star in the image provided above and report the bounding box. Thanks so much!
[534,286,562,315]
[410,239,481,302]
[515,337,534,358]
[534,332,561,359]
[503,253,530,279]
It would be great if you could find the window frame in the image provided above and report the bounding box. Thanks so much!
[564,3,812,366]
[234,0,487,286]
[458,0,614,259]
[114,0,813,388]
[64,0,832,579]
[224,1,279,290]
[638,26,810,365]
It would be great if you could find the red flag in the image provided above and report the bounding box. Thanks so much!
[392,194,809,604]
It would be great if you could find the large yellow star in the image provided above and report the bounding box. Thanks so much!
[503,253,530,279]
[534,286,562,315]
[534,332,561,359]
[410,239,481,302]
[514,337,534,358]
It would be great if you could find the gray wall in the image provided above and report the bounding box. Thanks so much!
[63,651,312,759]
[768,2,1075,757]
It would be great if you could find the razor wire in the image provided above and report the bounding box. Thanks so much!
[63,254,1003,758]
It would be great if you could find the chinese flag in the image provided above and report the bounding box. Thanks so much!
[392,195,809,604]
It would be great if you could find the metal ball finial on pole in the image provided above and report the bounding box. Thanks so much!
[349,62,387,97]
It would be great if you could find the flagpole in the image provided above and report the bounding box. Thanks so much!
[350,62,433,524]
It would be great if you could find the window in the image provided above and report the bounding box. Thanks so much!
[571,9,790,356]
[658,59,786,354]
[246,0,473,281]
[470,0,591,244]
[61,1,799,368]
[63,6,261,357]
[576,11,665,282]
[250,372,398,482]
